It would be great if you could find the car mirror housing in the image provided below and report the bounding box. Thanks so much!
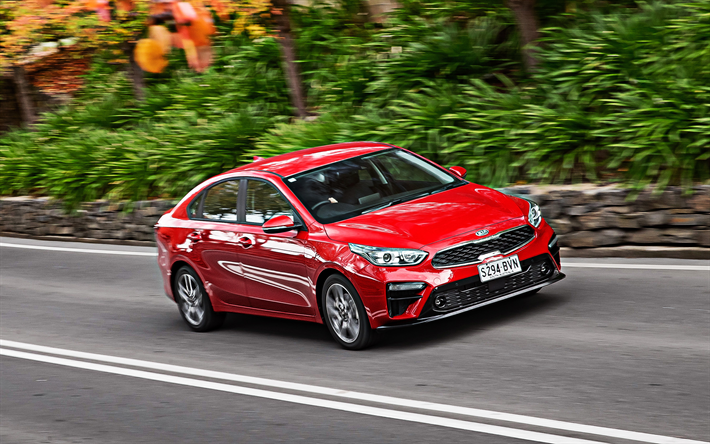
[448,166,467,179]
[263,215,300,234]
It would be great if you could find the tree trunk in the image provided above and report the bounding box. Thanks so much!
[124,42,146,101]
[12,65,37,127]
[272,0,308,119]
[508,0,540,72]
[365,0,400,23]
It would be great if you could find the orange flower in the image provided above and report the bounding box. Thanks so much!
[134,38,168,73]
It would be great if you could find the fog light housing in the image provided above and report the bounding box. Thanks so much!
[540,262,550,276]
[386,282,426,317]
[434,294,447,309]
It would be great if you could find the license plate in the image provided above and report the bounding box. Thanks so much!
[478,255,522,283]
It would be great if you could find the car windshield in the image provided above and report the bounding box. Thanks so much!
[284,149,463,224]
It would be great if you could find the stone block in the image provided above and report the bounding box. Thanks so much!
[568,205,590,216]
[698,230,710,247]
[608,213,641,229]
[638,211,668,227]
[661,228,697,244]
[541,202,561,219]
[563,229,624,248]
[604,206,632,214]
[563,231,596,248]
[688,193,710,213]
[596,189,628,206]
[139,206,160,217]
[597,229,625,246]
[577,212,608,230]
[527,194,547,206]
[88,230,109,239]
[667,214,707,227]
[627,228,663,244]
[548,218,573,234]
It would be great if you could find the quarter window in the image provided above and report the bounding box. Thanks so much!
[245,180,294,225]
[187,194,201,218]
[202,180,239,221]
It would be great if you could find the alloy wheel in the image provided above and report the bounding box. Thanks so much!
[325,283,361,343]
[177,272,205,326]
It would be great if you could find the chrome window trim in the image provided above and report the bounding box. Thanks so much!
[431,224,536,269]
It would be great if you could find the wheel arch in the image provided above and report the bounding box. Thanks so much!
[169,260,191,300]
[314,267,344,324]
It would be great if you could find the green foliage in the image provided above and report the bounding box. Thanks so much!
[1,0,708,208]
[254,1,709,188]
[0,37,289,205]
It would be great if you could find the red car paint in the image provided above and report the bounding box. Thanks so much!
[155,142,562,330]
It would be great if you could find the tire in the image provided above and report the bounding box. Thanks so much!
[174,266,225,332]
[322,275,373,350]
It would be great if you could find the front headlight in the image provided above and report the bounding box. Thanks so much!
[349,243,428,266]
[527,200,542,227]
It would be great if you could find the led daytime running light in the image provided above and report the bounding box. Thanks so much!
[349,243,428,267]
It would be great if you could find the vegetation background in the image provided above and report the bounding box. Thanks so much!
[1,0,708,207]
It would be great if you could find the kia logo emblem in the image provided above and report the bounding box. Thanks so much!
[476,229,489,236]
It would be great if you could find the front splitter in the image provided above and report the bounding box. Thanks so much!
[376,271,566,330]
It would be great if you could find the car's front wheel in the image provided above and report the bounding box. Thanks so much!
[322,275,373,350]
[175,266,225,332]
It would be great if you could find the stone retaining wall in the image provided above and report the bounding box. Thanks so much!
[503,185,709,248]
[1,185,708,250]
[0,198,176,243]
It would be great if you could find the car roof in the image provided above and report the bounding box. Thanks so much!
[229,142,394,177]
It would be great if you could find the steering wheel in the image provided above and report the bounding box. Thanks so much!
[311,200,333,212]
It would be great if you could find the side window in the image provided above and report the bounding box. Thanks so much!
[187,193,201,219]
[245,180,294,225]
[202,180,239,221]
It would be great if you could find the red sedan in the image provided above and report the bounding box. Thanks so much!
[155,142,564,349]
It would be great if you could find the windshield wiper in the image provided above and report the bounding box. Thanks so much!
[361,199,403,214]
[429,182,463,195]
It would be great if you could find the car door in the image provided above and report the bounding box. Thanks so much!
[184,178,249,308]
[237,178,313,316]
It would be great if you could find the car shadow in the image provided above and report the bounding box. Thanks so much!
[372,291,567,350]
[220,312,334,344]
[211,290,567,350]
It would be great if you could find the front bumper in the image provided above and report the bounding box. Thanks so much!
[346,219,563,329]
[377,254,564,329]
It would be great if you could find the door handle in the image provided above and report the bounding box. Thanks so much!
[237,235,254,248]
[187,231,203,242]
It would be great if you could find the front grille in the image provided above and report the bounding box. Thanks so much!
[427,255,554,314]
[432,225,535,268]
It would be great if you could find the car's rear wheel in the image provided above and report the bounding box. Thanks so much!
[322,275,373,350]
[175,266,225,332]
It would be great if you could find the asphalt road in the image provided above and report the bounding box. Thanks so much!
[1,236,708,444]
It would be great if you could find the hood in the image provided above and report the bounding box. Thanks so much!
[323,183,525,249]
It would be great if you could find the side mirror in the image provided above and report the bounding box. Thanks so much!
[449,166,467,179]
[263,215,300,234]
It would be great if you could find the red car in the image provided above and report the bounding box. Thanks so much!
[155,142,564,349]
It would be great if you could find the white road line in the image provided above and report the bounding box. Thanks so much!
[1,340,704,444]
[1,241,708,271]
[563,263,709,271]
[1,348,606,444]
[0,242,157,257]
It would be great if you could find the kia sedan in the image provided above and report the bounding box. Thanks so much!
[155,142,564,349]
